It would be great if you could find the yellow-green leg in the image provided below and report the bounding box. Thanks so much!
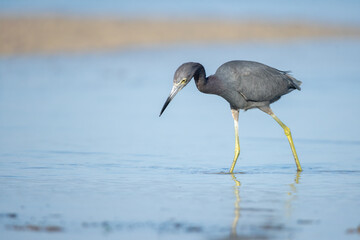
[259,106,302,171]
[270,112,302,172]
[229,109,240,173]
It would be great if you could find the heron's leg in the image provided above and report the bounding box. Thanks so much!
[260,107,302,172]
[229,109,240,173]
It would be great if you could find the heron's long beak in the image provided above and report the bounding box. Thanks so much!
[159,84,184,117]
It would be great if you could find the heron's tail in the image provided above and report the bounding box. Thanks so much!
[287,74,302,91]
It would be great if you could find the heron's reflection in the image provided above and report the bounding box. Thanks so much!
[291,171,301,189]
[286,171,301,217]
[230,174,241,237]
[229,172,301,239]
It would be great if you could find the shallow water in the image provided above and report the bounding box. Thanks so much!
[1,40,360,239]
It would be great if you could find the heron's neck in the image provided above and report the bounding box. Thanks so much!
[193,64,209,93]
[193,65,220,95]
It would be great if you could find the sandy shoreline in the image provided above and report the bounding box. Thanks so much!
[1,16,360,55]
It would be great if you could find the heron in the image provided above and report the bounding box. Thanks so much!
[159,61,302,173]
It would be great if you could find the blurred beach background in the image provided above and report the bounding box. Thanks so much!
[1,1,360,240]
[1,0,360,55]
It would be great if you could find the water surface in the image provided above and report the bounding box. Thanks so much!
[1,40,360,239]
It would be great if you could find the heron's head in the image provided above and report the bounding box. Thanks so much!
[159,62,201,116]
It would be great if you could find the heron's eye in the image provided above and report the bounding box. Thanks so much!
[180,78,187,84]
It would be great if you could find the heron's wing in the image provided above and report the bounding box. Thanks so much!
[235,64,299,102]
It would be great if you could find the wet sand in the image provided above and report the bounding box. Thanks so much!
[1,16,360,55]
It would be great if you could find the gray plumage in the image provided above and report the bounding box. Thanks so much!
[167,61,301,112]
[160,60,303,173]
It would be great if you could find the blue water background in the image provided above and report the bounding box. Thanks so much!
[1,40,360,239]
[1,1,360,239]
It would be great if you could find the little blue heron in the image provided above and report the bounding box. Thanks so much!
[159,61,302,173]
